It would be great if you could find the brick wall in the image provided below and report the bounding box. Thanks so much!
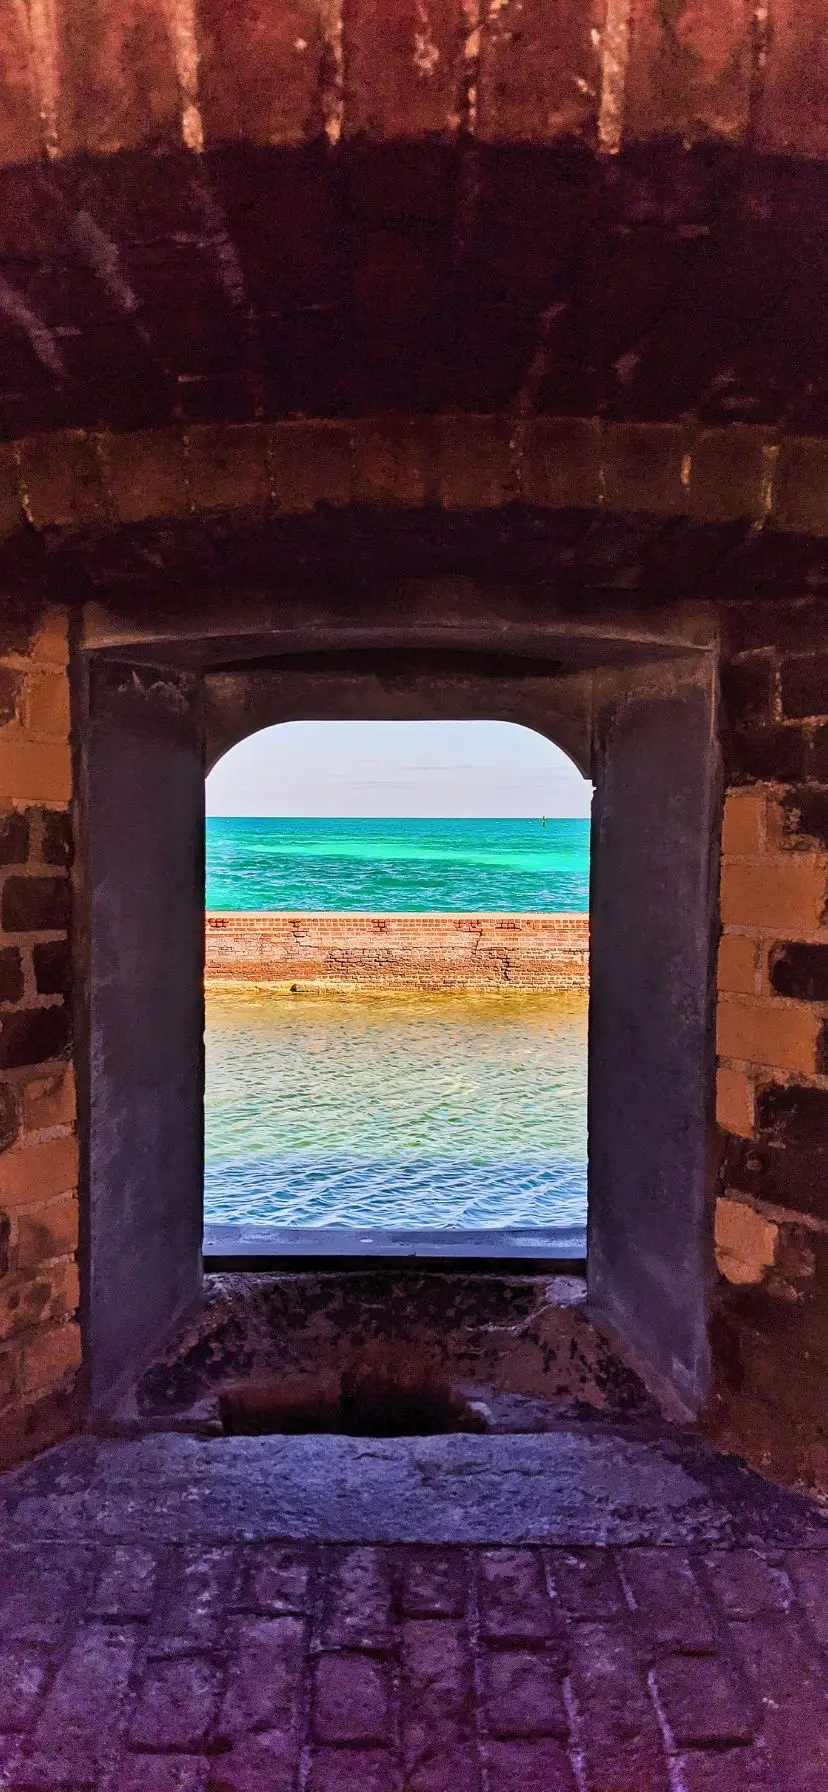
[0,604,80,1462]
[712,610,828,1486]
[206,913,589,993]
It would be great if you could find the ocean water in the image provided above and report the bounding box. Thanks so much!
[206,816,591,913]
[204,817,590,1234]
[205,990,587,1232]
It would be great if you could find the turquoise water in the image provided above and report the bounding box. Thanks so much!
[204,817,590,1233]
[206,817,590,913]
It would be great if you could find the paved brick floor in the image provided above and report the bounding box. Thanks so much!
[2,1538,828,1789]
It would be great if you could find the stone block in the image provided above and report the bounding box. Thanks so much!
[40,809,72,867]
[0,1004,70,1071]
[320,1548,394,1649]
[721,791,767,857]
[719,855,827,936]
[477,0,601,142]
[716,1063,754,1138]
[19,431,106,529]
[480,1648,568,1739]
[308,1750,396,1792]
[398,1548,467,1617]
[25,1622,134,1781]
[704,1550,790,1619]
[652,1654,754,1746]
[477,1549,557,1642]
[715,1196,778,1286]
[716,995,821,1076]
[130,1656,223,1752]
[624,0,752,144]
[237,1543,312,1614]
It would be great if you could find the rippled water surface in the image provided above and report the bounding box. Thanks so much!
[207,817,590,913]
[205,990,588,1231]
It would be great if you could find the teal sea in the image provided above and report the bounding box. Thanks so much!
[206,816,591,913]
[204,818,590,1234]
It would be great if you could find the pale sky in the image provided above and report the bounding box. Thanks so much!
[207,720,592,819]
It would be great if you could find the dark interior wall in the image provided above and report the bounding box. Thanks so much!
[83,663,205,1406]
[588,660,721,1414]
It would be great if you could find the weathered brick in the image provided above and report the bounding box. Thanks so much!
[0,1135,78,1206]
[90,1546,160,1621]
[308,1749,396,1792]
[32,939,71,997]
[113,1758,208,1792]
[344,0,467,140]
[2,874,69,933]
[722,657,775,729]
[487,1739,577,1790]
[398,1548,467,1617]
[567,1622,667,1792]
[102,429,188,524]
[0,1126,13,1220]
[22,1064,76,1131]
[601,422,686,516]
[313,1652,390,1745]
[704,1551,789,1619]
[624,0,752,143]
[779,654,828,721]
[216,1615,305,1742]
[481,1649,567,1740]
[352,416,436,509]
[0,1257,78,1341]
[520,416,601,509]
[0,666,21,727]
[756,1082,828,1146]
[437,415,513,511]
[0,1543,94,1644]
[719,855,827,935]
[148,1546,237,1656]
[620,1549,716,1657]
[690,427,767,523]
[785,1551,828,1649]
[321,1548,394,1649]
[237,1543,312,1614]
[0,1641,50,1730]
[716,995,820,1076]
[716,1063,754,1138]
[715,1197,778,1286]
[781,788,828,851]
[728,723,810,787]
[19,431,106,529]
[0,735,71,805]
[477,1549,557,1641]
[653,1654,754,1746]
[198,0,328,146]
[478,0,601,141]
[0,810,29,866]
[206,1730,299,1792]
[547,1549,627,1621]
[768,941,828,1001]
[0,947,23,1005]
[721,791,767,857]
[401,1620,477,1790]
[130,1656,223,1752]
[40,808,72,867]
[22,1317,81,1394]
[26,1622,135,1780]
[718,933,758,997]
[24,670,70,739]
[186,424,271,514]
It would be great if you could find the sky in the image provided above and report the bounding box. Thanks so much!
[206,719,592,819]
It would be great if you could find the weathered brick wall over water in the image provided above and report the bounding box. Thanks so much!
[206,913,589,993]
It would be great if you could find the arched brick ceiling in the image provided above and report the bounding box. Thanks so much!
[0,1,827,443]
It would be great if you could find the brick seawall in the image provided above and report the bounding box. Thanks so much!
[205,913,589,992]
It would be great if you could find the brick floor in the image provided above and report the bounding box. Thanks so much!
[0,1542,826,1787]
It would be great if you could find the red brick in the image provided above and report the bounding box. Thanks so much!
[18,431,106,529]
[755,0,828,158]
[198,0,329,146]
[478,0,601,141]
[437,415,513,511]
[0,0,42,166]
[624,0,752,143]
[56,0,180,154]
[602,422,686,515]
[344,0,467,140]
[352,416,436,509]
[0,1543,95,1643]
[102,429,188,524]
[313,1653,390,1745]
